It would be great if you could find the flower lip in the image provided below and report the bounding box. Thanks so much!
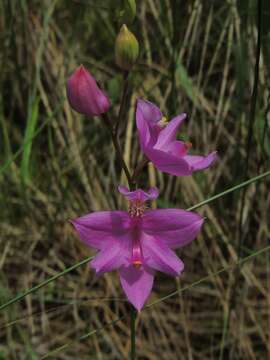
[118,185,159,202]
[131,237,143,268]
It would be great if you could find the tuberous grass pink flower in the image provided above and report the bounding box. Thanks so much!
[136,98,217,176]
[71,186,204,311]
[66,65,110,117]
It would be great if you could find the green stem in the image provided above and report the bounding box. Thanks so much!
[115,70,129,134]
[102,71,133,188]
[130,307,137,359]
[111,125,133,189]
[102,113,134,189]
[131,157,149,184]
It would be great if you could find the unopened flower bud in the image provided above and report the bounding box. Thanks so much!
[66,65,110,117]
[115,25,139,71]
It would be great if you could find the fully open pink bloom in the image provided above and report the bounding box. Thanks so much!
[136,99,217,176]
[66,65,110,117]
[71,186,204,310]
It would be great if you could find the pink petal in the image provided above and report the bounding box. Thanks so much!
[136,98,162,126]
[161,140,188,157]
[71,211,130,250]
[136,105,151,150]
[141,233,184,276]
[91,234,131,274]
[154,114,187,150]
[136,99,162,149]
[66,65,110,117]
[182,151,217,171]
[118,186,159,202]
[119,265,154,310]
[145,148,192,176]
[142,209,204,249]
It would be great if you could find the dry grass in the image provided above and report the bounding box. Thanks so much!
[0,0,270,359]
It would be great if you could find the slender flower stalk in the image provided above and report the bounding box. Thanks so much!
[102,113,134,189]
[115,70,130,134]
[131,156,149,183]
[130,307,137,359]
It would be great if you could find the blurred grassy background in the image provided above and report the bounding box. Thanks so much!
[1,0,270,359]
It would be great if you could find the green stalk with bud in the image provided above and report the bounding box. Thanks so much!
[115,24,139,71]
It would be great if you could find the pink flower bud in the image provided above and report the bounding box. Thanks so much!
[66,65,110,117]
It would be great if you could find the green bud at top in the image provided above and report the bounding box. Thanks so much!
[121,0,136,24]
[115,24,139,71]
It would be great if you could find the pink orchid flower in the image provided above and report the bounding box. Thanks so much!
[136,99,217,176]
[66,65,110,117]
[71,186,204,311]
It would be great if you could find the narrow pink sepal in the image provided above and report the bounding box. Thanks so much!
[118,186,159,202]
